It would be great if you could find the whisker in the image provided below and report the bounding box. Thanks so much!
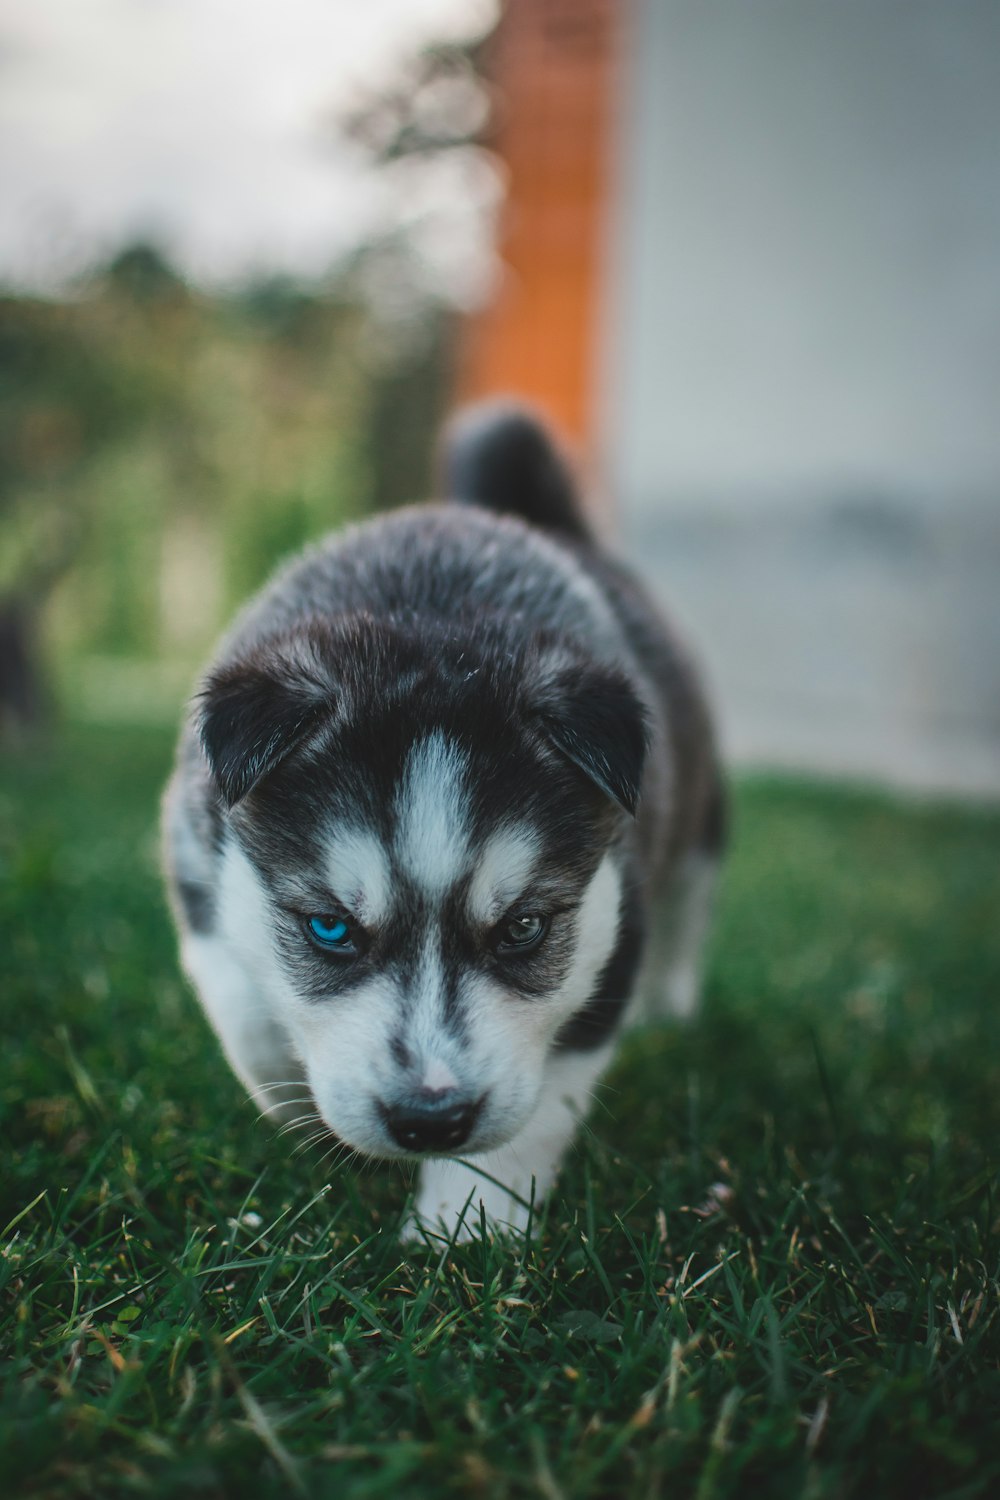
[249,1079,316,1124]
[293,1121,351,1158]
[253,1079,311,1096]
[277,1111,323,1138]
[316,1142,351,1175]
[582,1087,616,1123]
[319,1138,360,1176]
[292,1127,334,1156]
[253,1099,317,1127]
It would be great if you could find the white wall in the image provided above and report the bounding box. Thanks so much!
[607,0,1000,512]
[603,0,1000,795]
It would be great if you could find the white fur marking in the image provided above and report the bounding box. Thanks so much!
[216,839,276,962]
[550,853,623,1022]
[406,930,448,1058]
[396,732,469,895]
[467,823,542,924]
[411,1045,615,1239]
[324,825,391,925]
[181,841,303,1113]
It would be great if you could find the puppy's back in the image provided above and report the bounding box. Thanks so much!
[441,401,723,871]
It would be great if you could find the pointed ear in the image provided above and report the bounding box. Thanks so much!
[533,663,649,816]
[198,639,334,808]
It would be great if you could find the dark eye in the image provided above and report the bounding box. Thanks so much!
[494,912,548,955]
[305,914,358,954]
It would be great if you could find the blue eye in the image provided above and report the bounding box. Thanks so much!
[306,914,355,952]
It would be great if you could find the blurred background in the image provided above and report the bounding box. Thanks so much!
[2,0,999,798]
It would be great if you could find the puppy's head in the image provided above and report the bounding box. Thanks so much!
[198,614,647,1159]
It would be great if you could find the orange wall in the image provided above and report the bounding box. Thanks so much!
[456,0,620,458]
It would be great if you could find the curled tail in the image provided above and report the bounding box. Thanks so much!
[438,400,592,543]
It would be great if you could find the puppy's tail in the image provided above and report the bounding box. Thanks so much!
[439,400,592,543]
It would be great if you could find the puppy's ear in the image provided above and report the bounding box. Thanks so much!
[198,637,334,808]
[533,664,649,816]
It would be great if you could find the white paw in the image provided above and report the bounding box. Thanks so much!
[403,1160,539,1244]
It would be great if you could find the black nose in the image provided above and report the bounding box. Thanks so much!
[381,1091,481,1154]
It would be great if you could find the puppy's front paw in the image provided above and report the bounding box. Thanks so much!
[404,1159,537,1244]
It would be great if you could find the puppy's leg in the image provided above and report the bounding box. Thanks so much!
[180,932,306,1120]
[409,1044,614,1241]
[641,850,720,1022]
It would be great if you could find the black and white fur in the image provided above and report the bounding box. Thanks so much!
[162,403,724,1237]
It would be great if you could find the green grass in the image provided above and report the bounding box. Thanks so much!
[2,724,999,1498]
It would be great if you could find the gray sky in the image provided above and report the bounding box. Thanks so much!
[0,0,497,294]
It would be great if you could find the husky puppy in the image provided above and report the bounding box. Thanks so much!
[162,404,724,1236]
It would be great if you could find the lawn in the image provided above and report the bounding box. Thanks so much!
[2,723,999,1498]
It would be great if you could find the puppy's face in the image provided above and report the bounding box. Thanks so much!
[201,617,646,1160]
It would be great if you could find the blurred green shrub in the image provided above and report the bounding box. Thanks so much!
[0,245,454,732]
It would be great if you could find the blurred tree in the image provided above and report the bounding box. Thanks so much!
[327,24,499,510]
[336,39,491,164]
[105,243,187,304]
[0,285,156,735]
[365,305,456,514]
[0,18,499,739]
[0,247,400,735]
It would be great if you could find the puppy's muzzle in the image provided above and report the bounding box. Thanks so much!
[380,1090,485,1154]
